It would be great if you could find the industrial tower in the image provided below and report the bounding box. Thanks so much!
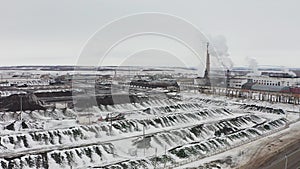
[204,42,211,86]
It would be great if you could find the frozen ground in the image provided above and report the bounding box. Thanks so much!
[0,91,299,169]
[175,120,300,169]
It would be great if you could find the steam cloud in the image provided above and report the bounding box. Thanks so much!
[246,57,259,75]
[209,35,234,70]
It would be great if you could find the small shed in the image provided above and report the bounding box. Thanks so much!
[76,113,96,124]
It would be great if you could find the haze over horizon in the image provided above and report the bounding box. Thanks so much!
[1,0,300,68]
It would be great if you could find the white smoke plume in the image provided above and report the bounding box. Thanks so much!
[209,35,234,70]
[246,57,259,75]
[281,66,296,77]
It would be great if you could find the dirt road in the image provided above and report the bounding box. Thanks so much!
[240,123,300,169]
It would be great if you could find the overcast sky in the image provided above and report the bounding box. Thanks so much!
[1,0,300,68]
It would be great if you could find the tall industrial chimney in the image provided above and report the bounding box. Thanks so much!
[204,42,211,86]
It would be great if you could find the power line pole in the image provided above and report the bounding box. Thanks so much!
[109,113,112,136]
[143,125,146,156]
[284,154,288,169]
[298,107,300,120]
[154,148,157,169]
[20,95,23,121]
[163,145,167,168]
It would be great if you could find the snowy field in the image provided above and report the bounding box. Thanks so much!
[0,90,299,169]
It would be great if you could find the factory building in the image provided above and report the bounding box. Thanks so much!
[238,70,300,94]
[228,77,248,88]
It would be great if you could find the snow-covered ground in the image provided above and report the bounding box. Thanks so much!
[177,118,300,169]
[0,90,299,169]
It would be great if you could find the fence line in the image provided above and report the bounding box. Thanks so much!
[180,84,300,105]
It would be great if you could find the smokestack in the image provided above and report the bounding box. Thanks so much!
[226,69,230,88]
[204,42,211,86]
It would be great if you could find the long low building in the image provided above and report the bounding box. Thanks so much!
[233,70,300,94]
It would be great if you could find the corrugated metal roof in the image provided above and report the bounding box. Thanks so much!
[251,84,284,92]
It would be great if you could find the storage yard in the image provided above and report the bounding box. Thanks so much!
[0,66,299,169]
